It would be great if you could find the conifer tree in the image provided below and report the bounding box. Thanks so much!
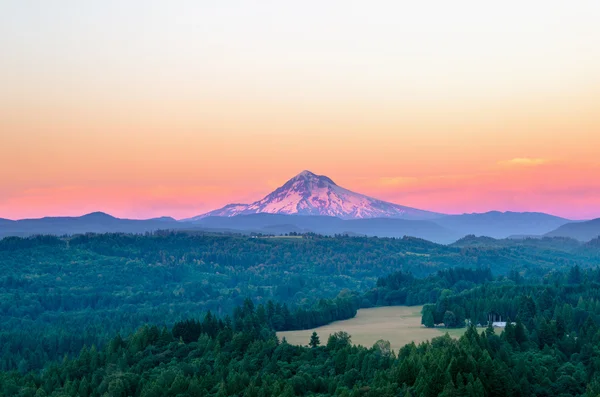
[309,332,320,348]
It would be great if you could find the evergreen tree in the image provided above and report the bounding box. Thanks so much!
[309,332,320,348]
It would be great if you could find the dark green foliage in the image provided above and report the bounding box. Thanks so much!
[0,232,414,370]
[422,306,435,328]
[5,232,575,371]
[422,266,600,330]
[364,268,494,307]
[2,289,600,397]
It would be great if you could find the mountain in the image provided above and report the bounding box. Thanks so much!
[182,171,575,241]
[0,212,188,238]
[186,170,442,221]
[433,211,571,239]
[545,218,600,241]
[1,172,581,243]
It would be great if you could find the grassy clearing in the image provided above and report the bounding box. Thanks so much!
[277,306,470,352]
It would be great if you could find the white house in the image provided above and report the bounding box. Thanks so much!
[492,321,516,328]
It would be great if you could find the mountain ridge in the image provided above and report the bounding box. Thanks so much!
[0,211,580,244]
[0,212,187,239]
[545,218,600,241]
[433,210,570,239]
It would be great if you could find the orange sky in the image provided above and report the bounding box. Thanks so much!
[1,1,600,220]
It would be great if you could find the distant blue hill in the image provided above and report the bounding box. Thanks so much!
[193,213,460,243]
[432,211,570,239]
[0,212,187,238]
[545,218,600,242]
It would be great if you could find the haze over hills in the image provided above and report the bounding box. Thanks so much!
[189,211,574,243]
[194,213,461,243]
[0,212,188,238]
[544,218,600,241]
[186,170,442,221]
[433,211,571,239]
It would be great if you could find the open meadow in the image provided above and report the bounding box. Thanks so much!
[277,305,468,351]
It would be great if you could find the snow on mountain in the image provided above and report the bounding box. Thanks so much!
[185,170,442,221]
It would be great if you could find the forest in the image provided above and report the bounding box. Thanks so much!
[1,232,600,395]
[2,279,600,396]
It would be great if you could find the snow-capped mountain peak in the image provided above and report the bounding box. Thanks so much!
[290,170,336,184]
[186,170,442,221]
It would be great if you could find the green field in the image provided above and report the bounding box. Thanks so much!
[277,306,470,351]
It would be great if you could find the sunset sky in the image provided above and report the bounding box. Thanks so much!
[1,1,600,220]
